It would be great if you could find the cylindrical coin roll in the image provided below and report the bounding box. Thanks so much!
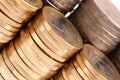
[69,0,120,54]
[0,0,43,47]
[46,0,80,13]
[52,44,120,80]
[1,6,83,80]
[109,45,120,73]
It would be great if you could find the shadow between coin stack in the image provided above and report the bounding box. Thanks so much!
[109,44,120,74]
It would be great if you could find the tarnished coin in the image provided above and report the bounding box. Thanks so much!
[81,44,120,80]
[42,6,83,58]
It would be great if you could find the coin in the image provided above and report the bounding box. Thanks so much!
[64,63,76,80]
[0,25,16,37]
[42,6,83,58]
[61,67,69,80]
[94,0,120,28]
[0,54,18,80]
[32,16,64,58]
[81,3,116,46]
[6,41,38,80]
[2,48,27,80]
[28,22,66,63]
[72,55,90,80]
[0,0,23,23]
[80,52,106,80]
[0,19,20,33]
[74,7,111,52]
[33,15,69,59]
[15,0,42,12]
[80,3,117,53]
[81,44,120,80]
[86,0,120,38]
[22,29,63,71]
[75,52,96,80]
[18,30,56,79]
[69,61,83,80]
[47,0,80,13]
[14,38,43,76]
[0,75,4,80]
[0,32,13,43]
[0,12,21,28]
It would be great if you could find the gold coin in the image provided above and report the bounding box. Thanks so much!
[0,25,16,37]
[42,6,83,58]
[24,29,64,71]
[14,38,43,76]
[6,0,32,22]
[2,48,27,80]
[64,63,76,80]
[33,15,69,59]
[81,44,120,80]
[61,67,69,80]
[0,74,4,80]
[0,32,13,43]
[6,41,38,80]
[0,19,20,33]
[0,0,24,23]
[0,12,21,28]
[6,0,33,16]
[28,23,66,63]
[33,17,60,57]
[69,61,83,80]
[80,52,107,80]
[15,0,42,12]
[76,52,96,80]
[72,55,90,80]
[19,30,56,79]
[0,54,17,80]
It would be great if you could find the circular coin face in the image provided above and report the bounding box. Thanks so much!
[81,44,120,80]
[42,6,83,50]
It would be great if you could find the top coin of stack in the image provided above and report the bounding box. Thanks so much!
[0,0,42,47]
[69,0,120,54]
[52,44,120,80]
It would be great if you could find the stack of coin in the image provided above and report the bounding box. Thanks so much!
[46,0,80,13]
[52,44,120,80]
[0,0,43,47]
[0,6,83,80]
[109,45,120,73]
[69,0,120,54]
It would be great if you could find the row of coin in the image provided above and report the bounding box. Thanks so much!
[0,6,83,80]
[0,0,42,47]
[51,44,120,80]
[69,0,120,54]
